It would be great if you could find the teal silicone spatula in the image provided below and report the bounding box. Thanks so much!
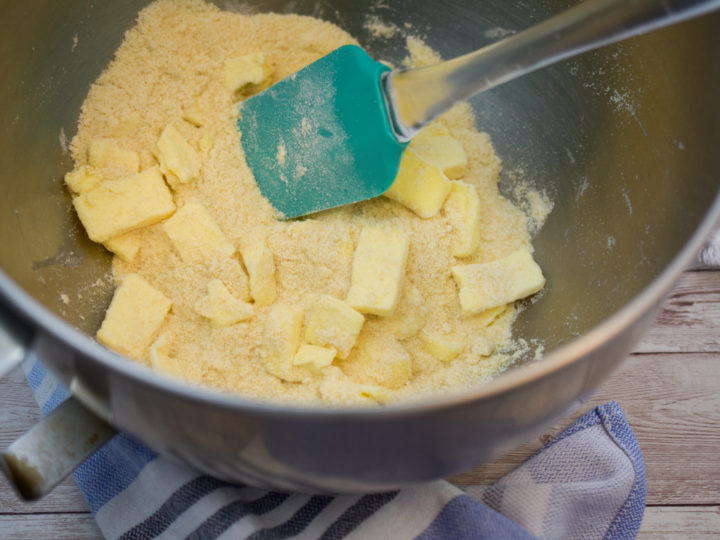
[238,0,719,219]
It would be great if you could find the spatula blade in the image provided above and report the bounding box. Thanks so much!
[238,45,406,219]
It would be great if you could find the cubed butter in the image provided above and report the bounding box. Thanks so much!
[194,279,253,327]
[420,332,466,362]
[384,149,452,218]
[346,226,409,317]
[97,273,171,359]
[88,139,140,175]
[155,125,201,188]
[182,104,205,127]
[475,305,507,328]
[263,303,304,382]
[452,249,545,316]
[318,366,389,405]
[306,295,364,360]
[242,241,277,307]
[383,280,427,339]
[162,202,235,264]
[148,332,186,379]
[293,344,336,370]
[73,167,176,243]
[446,180,481,257]
[65,165,102,194]
[104,230,142,262]
[409,123,467,179]
[356,337,412,389]
[198,130,213,154]
[224,52,272,93]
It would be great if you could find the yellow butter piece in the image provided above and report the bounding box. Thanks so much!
[346,226,410,317]
[384,280,427,339]
[452,249,545,316]
[65,165,102,194]
[306,295,364,360]
[409,123,467,179]
[384,149,452,218]
[182,104,205,127]
[97,273,171,359]
[242,241,277,307]
[469,335,495,358]
[148,332,186,379]
[88,139,140,175]
[318,366,389,405]
[263,303,304,382]
[356,336,412,389]
[110,112,141,138]
[198,130,213,155]
[73,167,176,243]
[215,257,251,302]
[420,332,466,362]
[162,202,235,264]
[293,344,336,370]
[194,279,253,327]
[475,305,508,327]
[104,230,142,262]
[224,52,272,93]
[155,125,201,188]
[446,180,481,257]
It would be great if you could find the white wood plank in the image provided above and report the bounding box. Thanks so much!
[0,514,102,539]
[636,270,720,353]
[638,506,720,539]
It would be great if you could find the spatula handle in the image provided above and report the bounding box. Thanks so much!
[384,0,720,139]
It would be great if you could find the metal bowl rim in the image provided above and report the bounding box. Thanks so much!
[2,190,719,421]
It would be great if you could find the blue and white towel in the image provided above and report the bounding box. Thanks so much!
[22,345,646,540]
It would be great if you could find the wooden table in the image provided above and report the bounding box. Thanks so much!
[1,266,718,538]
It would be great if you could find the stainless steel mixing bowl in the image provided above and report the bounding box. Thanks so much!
[1,0,719,496]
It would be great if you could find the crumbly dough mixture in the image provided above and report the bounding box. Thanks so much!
[69,0,540,405]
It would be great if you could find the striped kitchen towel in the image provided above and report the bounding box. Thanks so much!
[22,342,646,540]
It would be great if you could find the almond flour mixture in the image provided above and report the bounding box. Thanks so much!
[66,0,547,405]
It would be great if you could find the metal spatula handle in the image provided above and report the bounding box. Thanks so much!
[384,0,720,140]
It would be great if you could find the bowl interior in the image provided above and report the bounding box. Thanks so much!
[1,0,718,372]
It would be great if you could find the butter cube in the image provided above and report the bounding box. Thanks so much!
[306,295,364,360]
[162,202,235,264]
[73,167,176,243]
[384,149,452,218]
[420,332,466,362]
[88,139,140,175]
[148,332,186,379]
[346,226,409,317]
[318,366,389,405]
[446,181,481,257]
[104,231,142,262]
[293,344,336,370]
[194,279,253,327]
[409,123,467,179]
[224,52,272,93]
[263,303,304,382]
[356,337,412,389]
[65,165,102,194]
[155,125,201,188]
[198,130,213,154]
[110,112,141,138]
[470,336,495,358]
[242,241,277,307]
[384,280,427,339]
[97,274,171,359]
[476,305,507,328]
[182,104,205,127]
[452,249,545,316]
